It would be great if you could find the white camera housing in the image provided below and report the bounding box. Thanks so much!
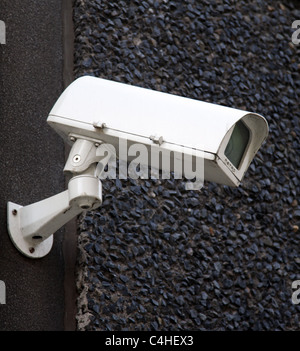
[7,76,268,258]
[48,76,268,187]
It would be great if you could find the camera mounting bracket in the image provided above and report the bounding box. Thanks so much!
[7,138,114,258]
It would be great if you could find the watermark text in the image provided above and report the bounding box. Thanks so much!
[0,280,6,304]
[292,20,300,45]
[292,280,300,304]
[95,139,204,191]
[0,20,6,44]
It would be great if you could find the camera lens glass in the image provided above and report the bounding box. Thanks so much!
[225,120,250,169]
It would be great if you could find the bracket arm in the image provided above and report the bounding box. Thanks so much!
[7,174,102,258]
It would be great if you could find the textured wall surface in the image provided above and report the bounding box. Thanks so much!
[73,0,300,330]
[0,0,65,331]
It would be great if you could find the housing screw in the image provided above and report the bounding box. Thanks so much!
[73,154,81,163]
[12,209,18,216]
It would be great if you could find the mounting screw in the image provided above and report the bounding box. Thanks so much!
[29,247,35,254]
[93,121,106,129]
[150,135,164,145]
[73,155,81,163]
[12,209,18,216]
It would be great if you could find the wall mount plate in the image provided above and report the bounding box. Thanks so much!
[7,202,53,259]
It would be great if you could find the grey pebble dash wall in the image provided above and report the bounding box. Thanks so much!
[73,0,300,331]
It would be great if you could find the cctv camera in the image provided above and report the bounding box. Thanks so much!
[7,76,268,258]
[48,76,268,187]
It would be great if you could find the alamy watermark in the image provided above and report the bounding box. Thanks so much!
[0,20,6,45]
[0,280,6,304]
[94,139,204,191]
[292,280,300,305]
[292,20,300,45]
